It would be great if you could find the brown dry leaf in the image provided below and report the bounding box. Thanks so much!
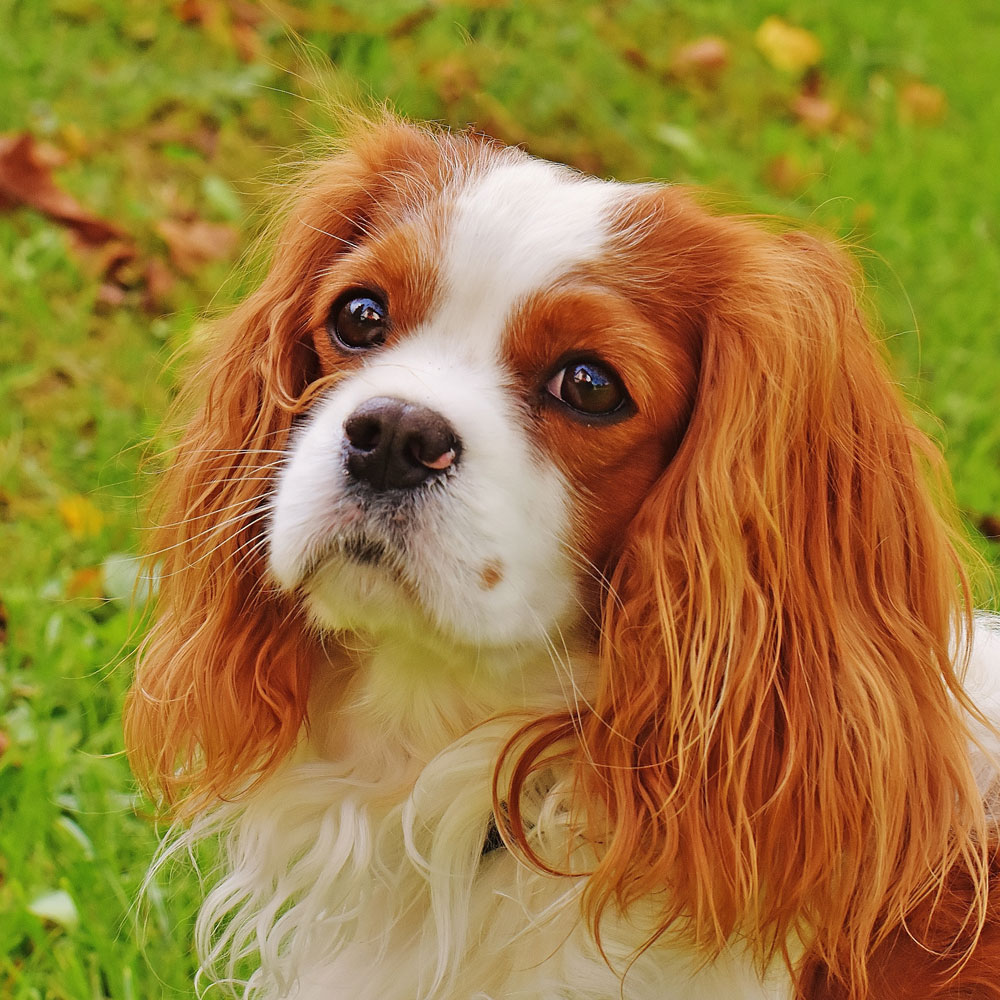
[58,495,104,538]
[174,0,264,60]
[0,731,8,758]
[792,93,839,134]
[95,282,127,309]
[155,217,238,274]
[755,17,822,74]
[81,239,138,282]
[389,6,435,39]
[66,567,104,600]
[980,515,1000,541]
[142,256,177,313]
[430,55,481,107]
[0,132,124,245]
[763,154,817,195]
[899,81,947,123]
[671,36,730,83]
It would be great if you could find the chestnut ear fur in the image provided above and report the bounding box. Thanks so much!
[124,122,449,814]
[503,220,994,996]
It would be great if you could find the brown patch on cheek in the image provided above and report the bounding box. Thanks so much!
[479,561,504,590]
[568,427,678,572]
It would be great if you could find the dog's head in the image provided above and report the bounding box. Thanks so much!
[126,120,987,989]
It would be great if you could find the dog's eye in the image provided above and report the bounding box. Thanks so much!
[327,290,389,350]
[545,359,629,416]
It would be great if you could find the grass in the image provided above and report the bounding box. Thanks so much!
[1,1,997,996]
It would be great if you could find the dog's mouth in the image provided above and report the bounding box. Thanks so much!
[298,525,406,588]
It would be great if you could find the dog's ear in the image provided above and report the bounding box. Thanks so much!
[124,122,444,815]
[576,230,986,987]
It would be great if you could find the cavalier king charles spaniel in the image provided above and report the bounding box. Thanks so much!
[126,119,1000,999]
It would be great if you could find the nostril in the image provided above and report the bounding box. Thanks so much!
[344,413,382,453]
[405,430,460,471]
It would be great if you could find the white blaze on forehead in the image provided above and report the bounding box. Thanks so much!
[430,157,621,353]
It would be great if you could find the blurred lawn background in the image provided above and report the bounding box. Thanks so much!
[1,1,998,997]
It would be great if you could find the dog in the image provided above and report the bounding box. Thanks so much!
[126,119,1000,999]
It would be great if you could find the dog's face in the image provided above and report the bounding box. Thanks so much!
[268,144,698,648]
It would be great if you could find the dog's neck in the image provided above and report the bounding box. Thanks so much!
[306,624,596,774]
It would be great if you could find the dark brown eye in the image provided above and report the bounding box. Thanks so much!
[327,290,389,350]
[545,359,629,416]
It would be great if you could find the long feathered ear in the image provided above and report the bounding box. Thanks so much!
[124,121,444,815]
[549,228,987,992]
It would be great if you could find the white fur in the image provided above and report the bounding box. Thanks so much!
[170,709,794,1000]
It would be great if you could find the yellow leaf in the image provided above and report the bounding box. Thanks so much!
[755,17,822,74]
[58,495,103,538]
[899,81,947,123]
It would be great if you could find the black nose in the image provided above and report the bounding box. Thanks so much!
[343,396,461,492]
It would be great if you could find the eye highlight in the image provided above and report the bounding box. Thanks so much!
[545,358,630,417]
[327,289,389,351]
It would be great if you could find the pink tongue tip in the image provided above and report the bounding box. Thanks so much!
[422,448,456,470]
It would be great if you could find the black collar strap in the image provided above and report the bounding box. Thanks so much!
[481,815,506,858]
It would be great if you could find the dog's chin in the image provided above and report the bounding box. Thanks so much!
[298,536,569,652]
[299,533,425,634]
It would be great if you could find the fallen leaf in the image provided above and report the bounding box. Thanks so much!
[0,731,8,757]
[980,514,1000,541]
[102,552,149,604]
[155,217,238,274]
[388,6,435,38]
[792,93,839,134]
[57,495,104,538]
[174,0,264,61]
[201,174,242,220]
[0,132,123,245]
[142,256,177,313]
[621,46,652,72]
[670,36,730,83]
[755,17,822,74]
[80,238,138,284]
[764,154,817,195]
[58,122,89,158]
[28,890,79,931]
[430,55,480,107]
[66,567,103,600]
[899,81,947,123]
[56,816,95,859]
[231,19,262,61]
[653,123,705,163]
[95,282,127,309]
[53,0,101,20]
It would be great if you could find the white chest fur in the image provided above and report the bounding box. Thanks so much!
[185,718,792,1000]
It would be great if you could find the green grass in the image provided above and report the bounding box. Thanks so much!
[1,1,998,996]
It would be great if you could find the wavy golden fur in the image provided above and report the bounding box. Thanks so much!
[500,223,995,997]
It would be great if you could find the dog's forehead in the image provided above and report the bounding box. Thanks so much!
[417,157,624,353]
